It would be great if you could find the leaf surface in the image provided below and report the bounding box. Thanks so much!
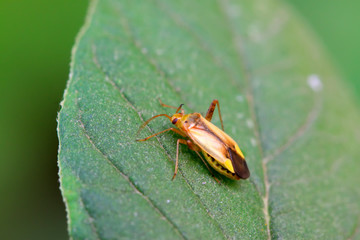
[58,0,360,239]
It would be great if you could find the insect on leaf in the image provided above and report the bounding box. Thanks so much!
[58,0,360,239]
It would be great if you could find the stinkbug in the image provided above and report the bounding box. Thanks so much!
[136,99,250,181]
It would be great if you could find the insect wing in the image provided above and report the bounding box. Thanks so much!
[187,127,229,166]
[187,115,250,179]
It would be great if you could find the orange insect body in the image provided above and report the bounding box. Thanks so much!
[137,100,250,181]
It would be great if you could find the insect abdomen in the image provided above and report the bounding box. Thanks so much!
[202,151,240,180]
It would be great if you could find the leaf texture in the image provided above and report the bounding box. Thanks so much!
[58,0,360,239]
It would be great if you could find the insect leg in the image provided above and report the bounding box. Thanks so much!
[193,151,221,184]
[172,139,221,183]
[205,99,224,131]
[172,139,188,180]
[185,140,221,184]
[136,128,186,142]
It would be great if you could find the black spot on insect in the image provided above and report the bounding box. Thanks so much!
[185,121,188,123]
[172,118,178,124]
[228,148,250,179]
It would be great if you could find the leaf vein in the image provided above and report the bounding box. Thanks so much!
[79,194,101,240]
[153,0,243,92]
[217,1,325,239]
[217,0,270,239]
[263,92,322,164]
[114,5,187,107]
[347,215,360,240]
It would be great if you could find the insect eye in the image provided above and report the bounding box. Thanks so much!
[172,118,178,124]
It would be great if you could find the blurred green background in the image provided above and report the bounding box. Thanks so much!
[0,0,358,239]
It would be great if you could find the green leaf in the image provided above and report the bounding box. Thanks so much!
[57,0,360,239]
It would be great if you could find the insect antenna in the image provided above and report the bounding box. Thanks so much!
[136,114,172,137]
[176,104,184,113]
[158,99,178,109]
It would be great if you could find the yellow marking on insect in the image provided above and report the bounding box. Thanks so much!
[224,159,235,173]
[235,145,245,159]
[136,99,250,182]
